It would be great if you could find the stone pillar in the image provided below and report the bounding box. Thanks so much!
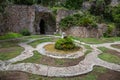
[61,32,66,38]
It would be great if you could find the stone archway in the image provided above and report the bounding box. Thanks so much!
[39,19,46,34]
[35,6,56,35]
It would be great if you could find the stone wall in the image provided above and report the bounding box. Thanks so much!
[3,5,56,35]
[5,5,35,34]
[56,9,76,33]
[0,13,8,35]
[64,24,108,38]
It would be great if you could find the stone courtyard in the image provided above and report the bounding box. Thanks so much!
[0,0,120,80]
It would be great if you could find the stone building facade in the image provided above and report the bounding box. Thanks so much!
[5,5,56,35]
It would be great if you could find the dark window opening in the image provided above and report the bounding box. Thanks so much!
[39,19,45,34]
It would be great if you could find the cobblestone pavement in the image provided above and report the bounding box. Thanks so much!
[0,36,120,77]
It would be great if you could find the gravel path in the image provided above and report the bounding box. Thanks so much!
[0,36,120,77]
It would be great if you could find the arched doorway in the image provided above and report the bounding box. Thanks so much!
[39,19,45,34]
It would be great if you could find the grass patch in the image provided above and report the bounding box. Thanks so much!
[28,38,52,48]
[97,47,108,52]
[14,51,83,67]
[0,32,22,40]
[93,66,107,73]
[111,44,120,49]
[84,45,92,49]
[54,33,61,36]
[15,51,66,66]
[0,40,21,48]
[98,47,120,64]
[19,35,47,41]
[15,51,42,64]
[55,59,65,65]
[72,37,120,44]
[85,50,92,55]
[84,45,92,55]
[81,74,97,80]
[99,53,120,64]
[0,46,24,60]
[26,35,47,39]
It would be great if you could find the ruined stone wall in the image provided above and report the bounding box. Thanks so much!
[5,5,35,33]
[4,5,56,35]
[0,13,8,35]
[56,9,76,33]
[34,12,56,34]
[64,24,108,38]
[65,27,98,38]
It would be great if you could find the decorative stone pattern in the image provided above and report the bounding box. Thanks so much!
[0,35,120,77]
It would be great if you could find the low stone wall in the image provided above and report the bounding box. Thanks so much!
[64,24,108,38]
[65,27,98,38]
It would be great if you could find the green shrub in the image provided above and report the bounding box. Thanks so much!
[55,37,76,50]
[14,0,37,5]
[103,6,113,22]
[103,23,115,37]
[63,0,84,10]
[89,0,106,16]
[0,32,22,40]
[80,17,93,27]
[59,13,97,29]
[51,7,59,15]
[59,15,75,29]
[20,28,31,36]
[112,4,120,24]
[51,7,67,15]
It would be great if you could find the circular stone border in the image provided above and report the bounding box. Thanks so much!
[36,42,87,59]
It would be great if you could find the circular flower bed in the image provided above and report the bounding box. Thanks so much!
[44,43,81,54]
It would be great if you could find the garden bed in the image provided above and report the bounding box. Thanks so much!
[111,44,120,49]
[15,51,85,67]
[98,47,120,64]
